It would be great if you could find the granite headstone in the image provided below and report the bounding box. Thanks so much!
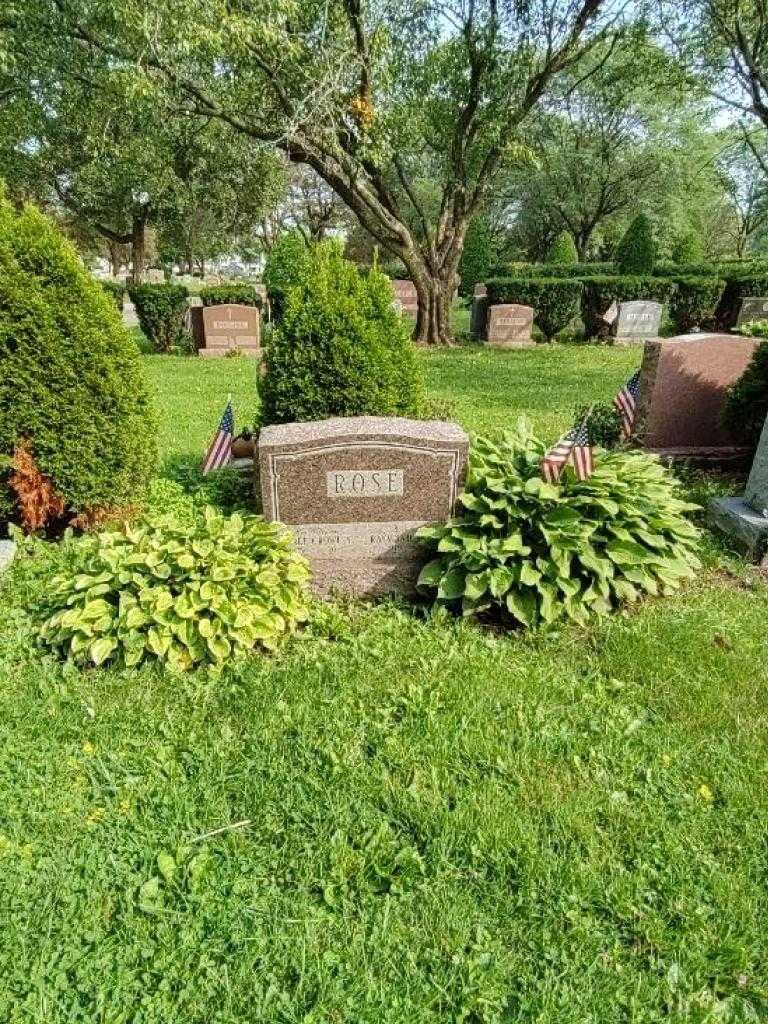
[635,332,760,458]
[736,296,768,328]
[391,280,419,319]
[612,300,662,342]
[258,417,469,597]
[487,304,535,348]
[191,303,261,357]
[470,295,489,340]
[708,412,768,561]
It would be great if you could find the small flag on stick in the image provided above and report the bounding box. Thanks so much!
[613,370,641,439]
[541,416,594,483]
[202,399,234,475]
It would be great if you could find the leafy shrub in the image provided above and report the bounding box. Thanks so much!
[459,217,495,296]
[670,230,704,265]
[547,231,578,265]
[127,283,188,353]
[670,276,724,333]
[580,276,676,338]
[653,261,718,278]
[616,214,656,275]
[263,232,311,317]
[0,196,156,527]
[715,270,768,330]
[259,242,425,424]
[417,425,700,627]
[486,277,582,341]
[199,284,262,308]
[488,261,614,279]
[575,403,624,449]
[39,506,312,672]
[100,280,125,310]
[722,331,768,450]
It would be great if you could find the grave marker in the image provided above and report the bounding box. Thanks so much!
[612,300,662,342]
[191,303,261,357]
[470,295,489,340]
[487,304,535,348]
[635,332,760,460]
[709,412,768,562]
[391,279,418,319]
[258,417,469,597]
[735,296,768,328]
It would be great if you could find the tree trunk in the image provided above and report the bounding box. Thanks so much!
[411,272,455,346]
[130,215,147,285]
[107,240,121,277]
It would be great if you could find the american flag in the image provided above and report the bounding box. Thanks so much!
[541,418,594,483]
[202,400,234,475]
[613,370,641,439]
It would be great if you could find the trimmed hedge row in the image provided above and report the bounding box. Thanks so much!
[715,270,768,330]
[486,277,582,341]
[128,283,188,353]
[199,283,262,307]
[670,277,725,333]
[489,261,614,279]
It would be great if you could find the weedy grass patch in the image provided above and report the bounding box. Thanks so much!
[1,345,766,1022]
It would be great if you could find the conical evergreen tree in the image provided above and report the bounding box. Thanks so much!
[615,214,656,275]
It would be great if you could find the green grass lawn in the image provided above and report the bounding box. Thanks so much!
[1,345,767,1022]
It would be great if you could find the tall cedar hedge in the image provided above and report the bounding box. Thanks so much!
[199,283,262,307]
[722,340,768,450]
[258,242,425,424]
[0,196,156,524]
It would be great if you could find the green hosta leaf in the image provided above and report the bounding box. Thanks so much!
[157,852,177,883]
[488,567,515,598]
[206,634,231,663]
[124,605,149,629]
[463,571,490,601]
[518,562,541,587]
[538,581,561,624]
[506,588,537,627]
[417,559,444,589]
[437,568,466,601]
[90,636,117,666]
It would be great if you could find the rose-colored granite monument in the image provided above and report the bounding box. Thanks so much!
[635,332,760,460]
[487,304,535,348]
[191,303,261,357]
[391,280,419,319]
[258,417,469,597]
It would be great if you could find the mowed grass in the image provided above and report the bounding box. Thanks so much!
[1,344,767,1022]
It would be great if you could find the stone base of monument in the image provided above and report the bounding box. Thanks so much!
[199,346,261,358]
[0,540,17,575]
[646,445,752,469]
[708,497,768,563]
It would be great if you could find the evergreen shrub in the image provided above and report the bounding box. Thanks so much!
[616,214,656,275]
[722,328,768,450]
[199,284,262,307]
[486,277,582,341]
[100,280,125,310]
[0,196,156,526]
[715,270,768,330]
[670,277,724,334]
[547,231,578,265]
[128,283,188,353]
[259,242,425,424]
[263,232,311,317]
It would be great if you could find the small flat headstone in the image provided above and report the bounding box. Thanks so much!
[0,540,16,574]
[391,280,418,319]
[473,283,487,298]
[613,300,662,342]
[736,296,768,328]
[258,416,468,597]
[487,304,534,348]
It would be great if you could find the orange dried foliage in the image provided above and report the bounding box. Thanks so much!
[9,443,65,531]
[69,505,136,531]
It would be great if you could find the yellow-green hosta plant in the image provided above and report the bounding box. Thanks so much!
[40,507,311,672]
[417,423,701,627]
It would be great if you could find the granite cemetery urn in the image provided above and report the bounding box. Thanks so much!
[258,417,469,597]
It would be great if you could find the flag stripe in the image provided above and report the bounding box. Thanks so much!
[202,401,234,475]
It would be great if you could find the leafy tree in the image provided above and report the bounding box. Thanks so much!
[547,231,579,264]
[615,213,657,274]
[7,1,624,343]
[671,229,705,263]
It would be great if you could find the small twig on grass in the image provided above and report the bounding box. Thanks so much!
[190,819,253,843]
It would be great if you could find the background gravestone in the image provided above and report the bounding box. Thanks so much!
[470,294,489,340]
[635,332,760,459]
[473,283,487,298]
[709,412,768,561]
[487,304,535,348]
[258,417,469,597]
[612,300,662,342]
[391,279,419,319]
[191,303,260,356]
[736,296,768,328]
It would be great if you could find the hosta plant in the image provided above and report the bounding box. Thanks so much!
[417,424,700,627]
[40,507,311,672]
